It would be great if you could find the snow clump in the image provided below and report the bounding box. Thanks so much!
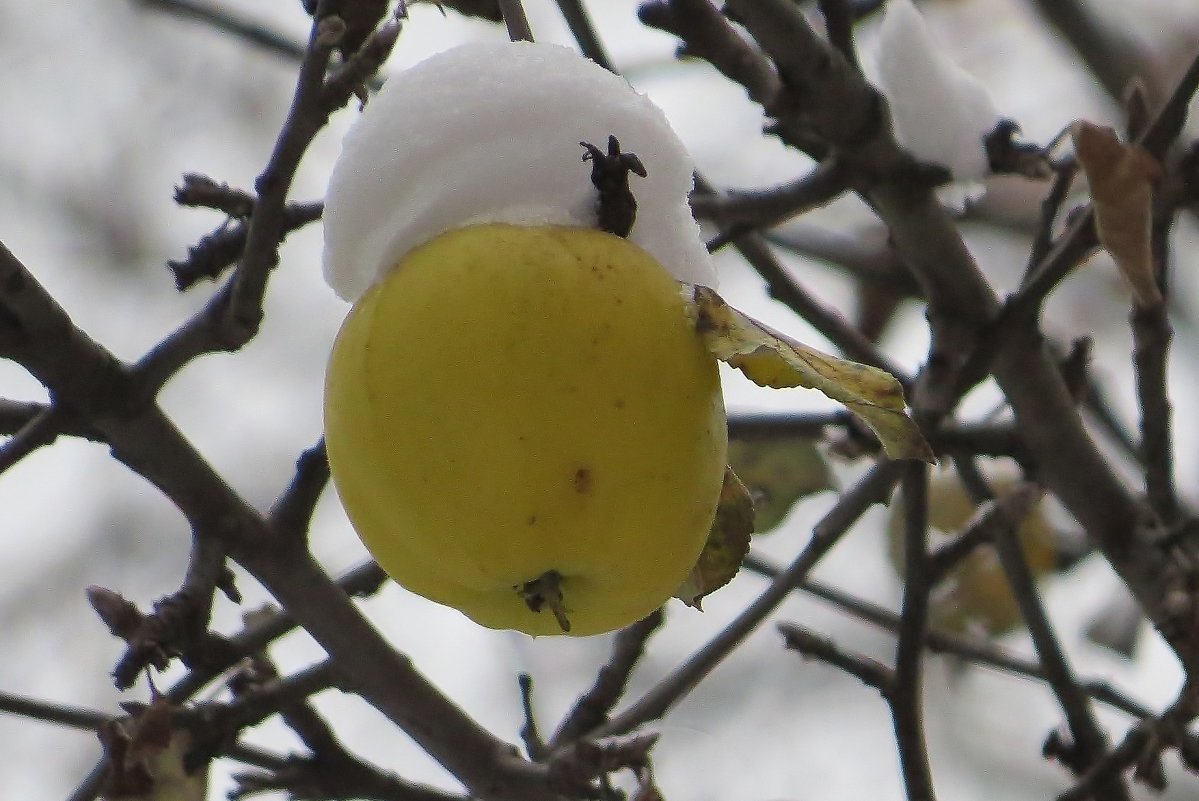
[323,40,715,302]
[875,0,1000,197]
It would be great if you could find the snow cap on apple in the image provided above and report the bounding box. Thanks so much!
[322,40,717,302]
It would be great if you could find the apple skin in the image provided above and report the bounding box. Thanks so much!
[325,223,728,636]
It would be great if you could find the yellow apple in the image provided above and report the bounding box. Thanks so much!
[324,223,728,636]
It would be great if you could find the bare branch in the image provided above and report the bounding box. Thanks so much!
[697,0,1199,679]
[167,199,322,292]
[554,0,613,69]
[268,440,330,544]
[749,552,1159,721]
[167,561,387,703]
[0,689,291,774]
[693,160,852,249]
[723,232,910,384]
[815,0,860,71]
[498,0,534,42]
[892,462,936,801]
[1028,0,1166,107]
[953,461,1128,800]
[135,0,309,62]
[551,609,664,748]
[0,404,64,475]
[517,674,548,761]
[1131,188,1181,526]
[779,623,894,695]
[1057,685,1199,801]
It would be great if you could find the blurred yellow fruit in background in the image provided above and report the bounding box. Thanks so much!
[887,469,1057,637]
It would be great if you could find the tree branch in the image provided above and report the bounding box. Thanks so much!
[550,609,664,748]
[956,461,1127,800]
[749,552,1160,721]
[709,0,1199,679]
[779,623,894,695]
[692,160,853,250]
[892,462,936,801]
[135,0,309,62]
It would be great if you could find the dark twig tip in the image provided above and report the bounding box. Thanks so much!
[87,585,144,640]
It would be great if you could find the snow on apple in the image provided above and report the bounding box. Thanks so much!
[322,40,716,302]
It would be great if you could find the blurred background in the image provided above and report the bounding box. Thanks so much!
[2,0,1199,798]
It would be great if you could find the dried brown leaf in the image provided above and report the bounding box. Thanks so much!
[1072,121,1163,308]
[676,466,753,609]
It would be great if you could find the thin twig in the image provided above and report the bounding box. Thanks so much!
[218,657,460,800]
[1131,187,1180,526]
[93,534,238,691]
[693,160,852,250]
[517,674,548,760]
[726,232,911,384]
[167,199,323,292]
[1027,162,1078,271]
[892,462,936,801]
[133,13,402,396]
[167,560,387,703]
[816,0,860,71]
[268,440,330,544]
[957,460,1128,800]
[812,459,905,540]
[747,552,1159,721]
[551,609,664,748]
[1027,0,1163,107]
[766,223,918,301]
[135,0,308,62]
[219,660,340,734]
[779,623,894,693]
[0,689,290,773]
[224,14,341,334]
[498,0,534,41]
[0,404,64,475]
[727,409,851,440]
[641,0,780,106]
[1132,301,1178,525]
[1056,686,1199,801]
[1015,50,1199,317]
[926,480,1040,583]
[554,0,613,69]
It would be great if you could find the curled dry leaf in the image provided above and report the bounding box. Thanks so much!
[676,466,754,609]
[687,285,934,463]
[1071,121,1163,308]
[99,698,209,801]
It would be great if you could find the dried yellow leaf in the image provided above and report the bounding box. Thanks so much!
[687,285,934,463]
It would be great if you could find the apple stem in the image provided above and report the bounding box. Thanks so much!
[580,135,646,238]
[518,570,572,632]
